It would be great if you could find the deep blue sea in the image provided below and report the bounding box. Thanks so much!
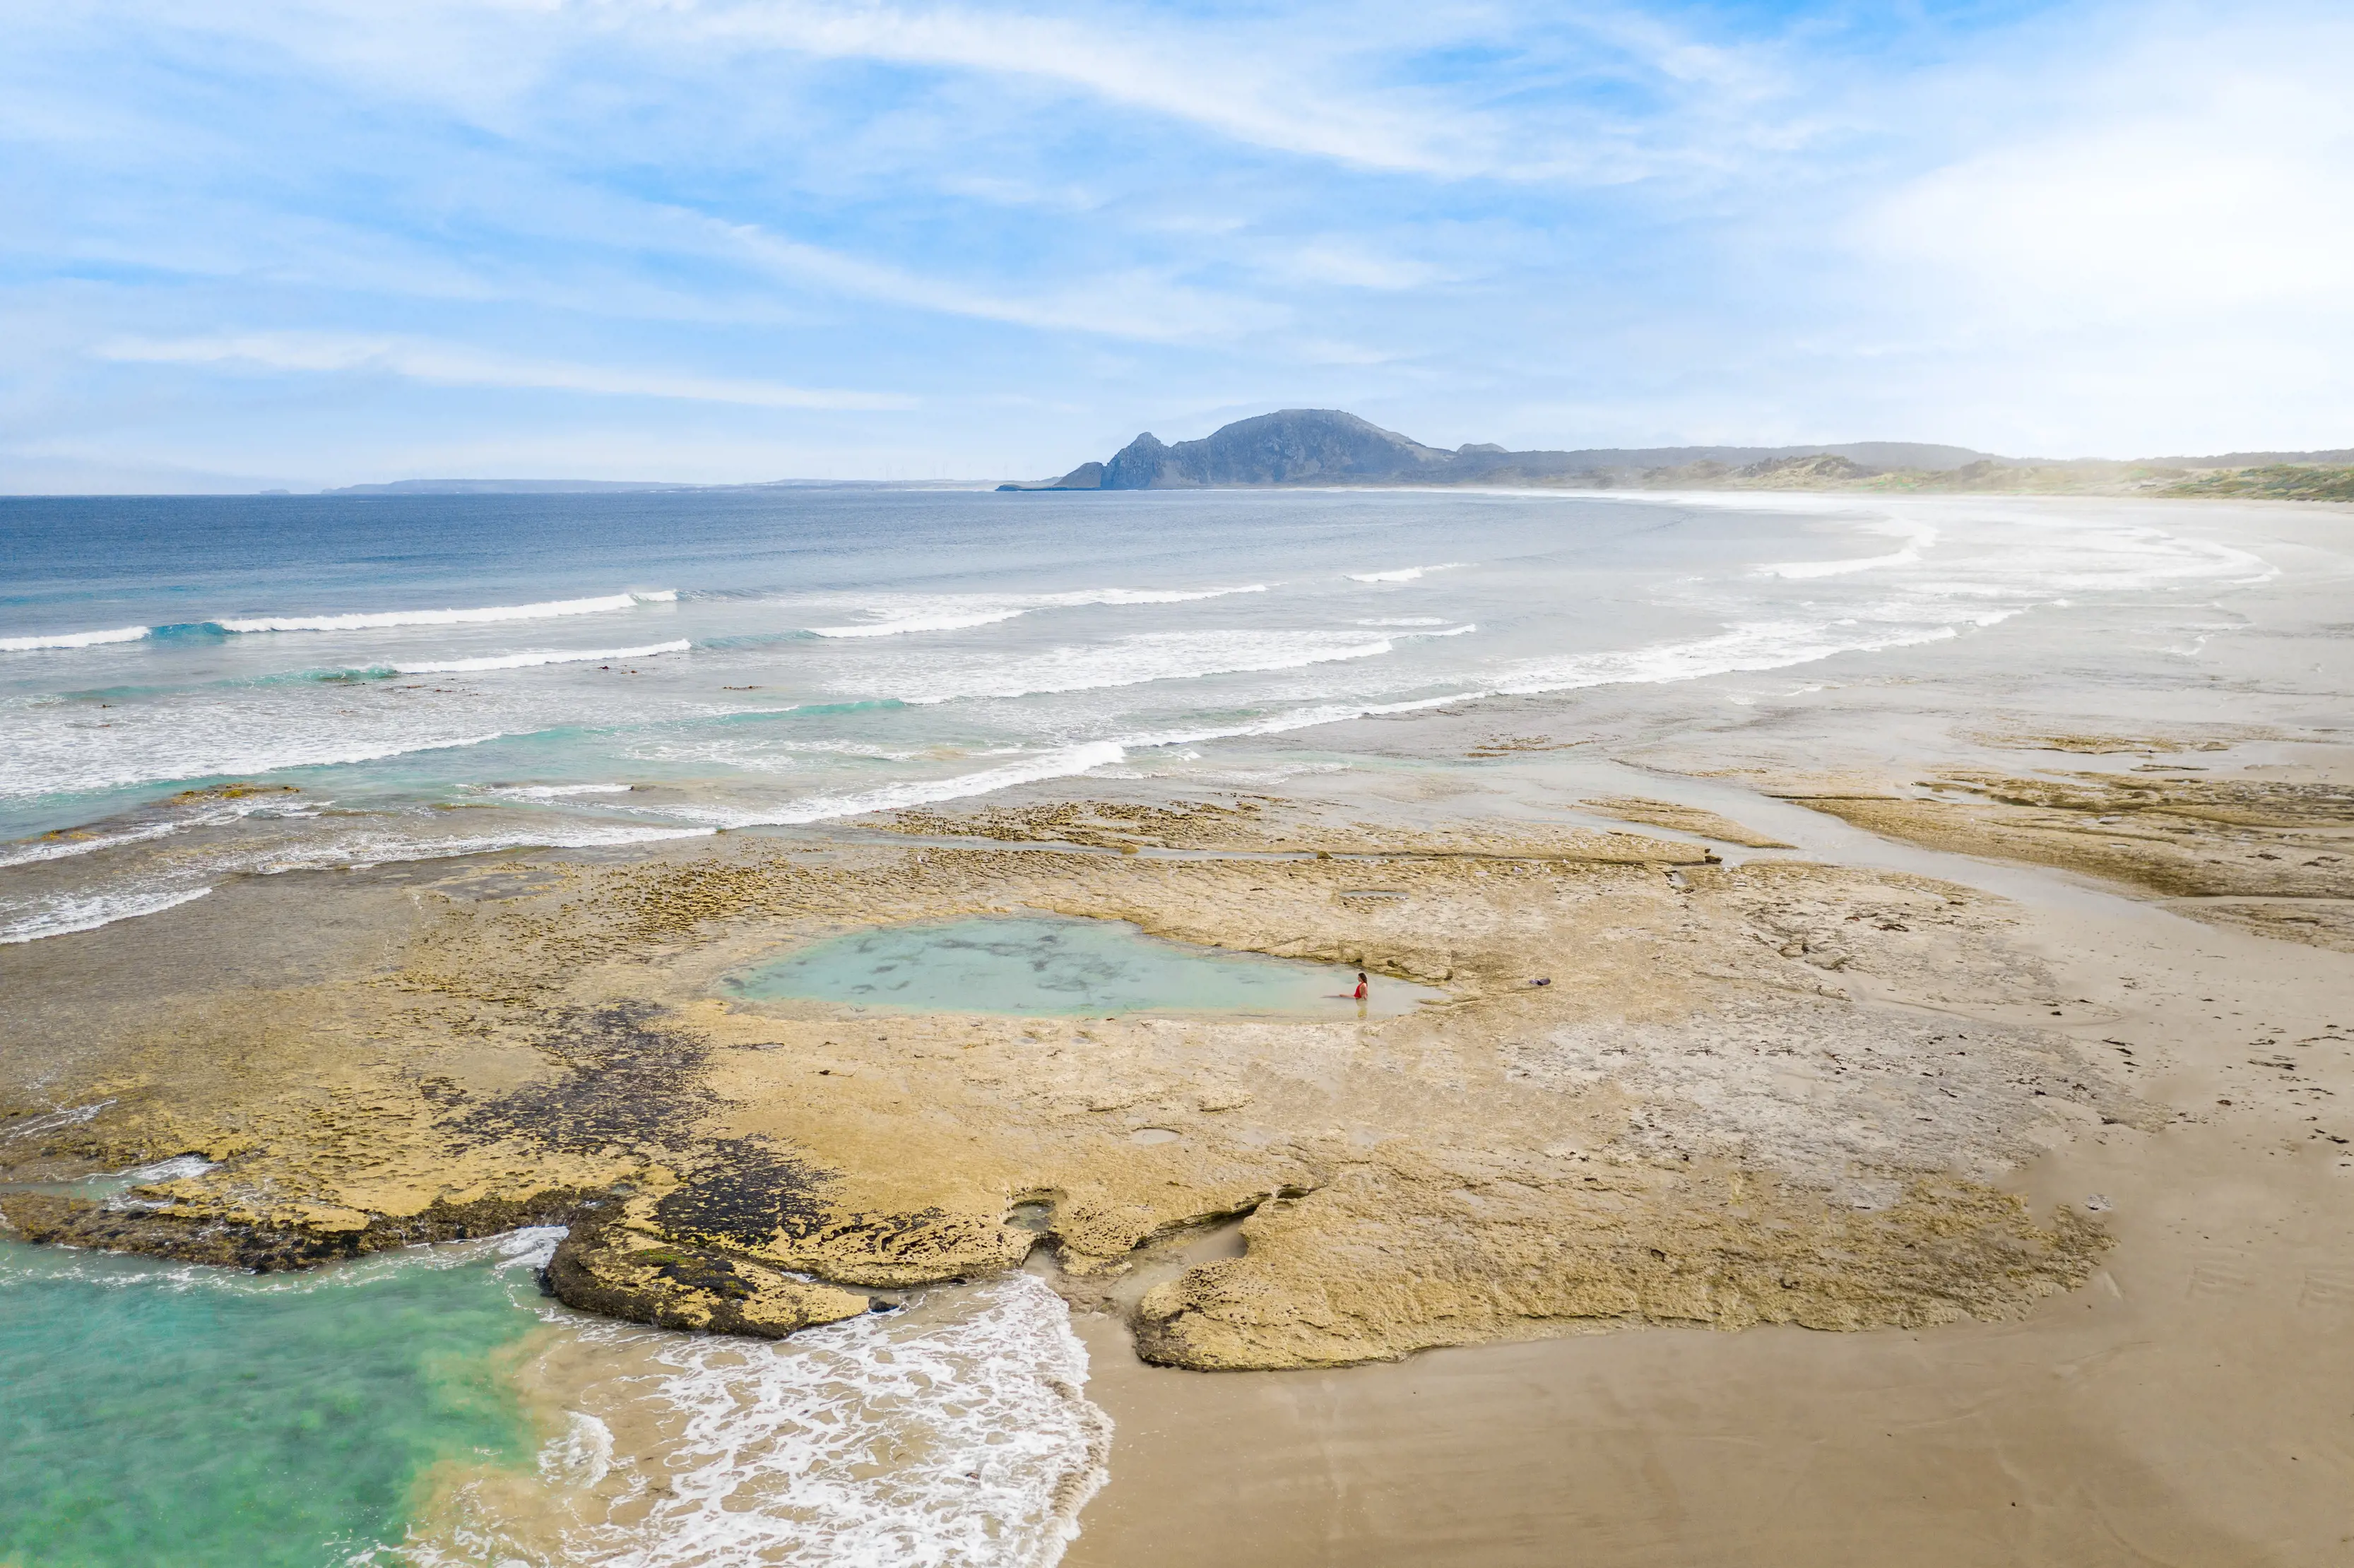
[0,485,2265,942]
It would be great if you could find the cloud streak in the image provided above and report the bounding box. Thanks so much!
[96,333,915,410]
[5,0,2353,487]
[664,0,1489,175]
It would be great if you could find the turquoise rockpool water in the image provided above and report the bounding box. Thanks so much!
[721,914,1441,1018]
[0,1233,548,1568]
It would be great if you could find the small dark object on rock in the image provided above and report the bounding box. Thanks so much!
[1530,978,1551,987]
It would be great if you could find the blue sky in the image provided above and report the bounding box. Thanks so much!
[3,0,2349,489]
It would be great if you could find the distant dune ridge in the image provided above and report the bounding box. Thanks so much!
[999,408,2354,499]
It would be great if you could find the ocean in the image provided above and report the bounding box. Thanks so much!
[0,486,2264,946]
[0,485,2273,1564]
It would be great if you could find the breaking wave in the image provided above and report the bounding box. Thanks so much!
[0,595,676,653]
[374,640,690,675]
[0,625,152,653]
[1345,563,1464,583]
[877,628,1398,705]
[217,590,673,634]
[0,885,214,946]
[403,1273,1111,1568]
[807,583,1266,638]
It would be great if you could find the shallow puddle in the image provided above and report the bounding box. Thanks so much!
[722,915,1443,1019]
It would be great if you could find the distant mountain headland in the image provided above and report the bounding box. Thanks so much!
[1000,409,2354,501]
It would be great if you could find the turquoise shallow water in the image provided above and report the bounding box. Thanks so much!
[723,914,1439,1018]
[0,1236,546,1568]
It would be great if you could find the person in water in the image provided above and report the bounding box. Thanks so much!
[1353,970,1368,1002]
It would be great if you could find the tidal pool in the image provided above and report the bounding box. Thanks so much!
[722,915,1443,1018]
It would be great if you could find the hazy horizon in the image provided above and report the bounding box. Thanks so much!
[17,417,2350,498]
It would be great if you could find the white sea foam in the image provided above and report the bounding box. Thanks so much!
[625,734,940,773]
[1647,493,2273,593]
[661,740,1128,827]
[0,790,316,867]
[268,821,711,869]
[216,590,670,634]
[811,606,1030,637]
[1356,617,1447,626]
[1346,562,1465,583]
[425,1274,1111,1568]
[120,1153,215,1184]
[0,625,152,653]
[481,783,636,799]
[1486,613,1975,696]
[1,1100,117,1141]
[1108,607,2003,758]
[0,884,213,945]
[807,583,1265,637]
[0,819,184,869]
[0,725,510,804]
[1758,522,1938,579]
[0,818,709,944]
[881,629,1397,705]
[384,639,690,675]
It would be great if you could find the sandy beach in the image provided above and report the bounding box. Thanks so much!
[1067,893,2354,1566]
[6,495,2353,1562]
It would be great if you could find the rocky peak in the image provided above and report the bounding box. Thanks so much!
[1099,409,1452,489]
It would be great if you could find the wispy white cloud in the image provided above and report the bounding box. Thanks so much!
[8,0,2354,481]
[59,0,1768,182]
[661,0,1491,174]
[96,332,915,410]
[708,218,1287,341]
[1277,242,1450,292]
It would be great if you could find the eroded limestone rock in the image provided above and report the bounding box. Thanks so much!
[1,809,2132,1365]
[546,1205,870,1337]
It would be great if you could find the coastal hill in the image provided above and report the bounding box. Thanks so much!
[1007,409,1987,490]
[1001,408,2354,499]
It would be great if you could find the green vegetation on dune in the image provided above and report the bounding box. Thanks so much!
[2160,463,2354,501]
